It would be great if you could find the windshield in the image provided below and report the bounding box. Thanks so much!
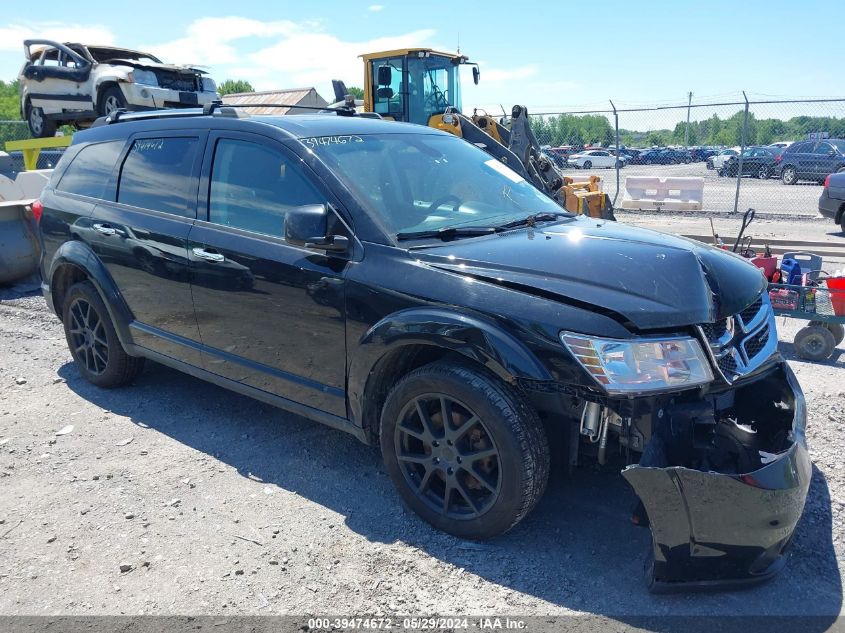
[406,56,462,126]
[306,133,564,237]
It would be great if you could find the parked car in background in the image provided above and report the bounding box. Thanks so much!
[19,39,219,137]
[542,147,573,168]
[635,149,664,165]
[719,146,781,179]
[819,172,845,232]
[567,149,626,169]
[659,148,692,164]
[768,141,793,150]
[707,148,739,170]
[689,147,716,162]
[778,139,845,185]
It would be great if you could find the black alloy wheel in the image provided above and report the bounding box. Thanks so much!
[62,281,144,387]
[68,296,110,376]
[394,393,501,520]
[380,363,549,540]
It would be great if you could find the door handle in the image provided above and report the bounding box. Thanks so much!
[93,223,116,236]
[192,247,225,263]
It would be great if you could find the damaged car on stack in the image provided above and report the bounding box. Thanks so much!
[18,39,218,137]
[37,110,810,592]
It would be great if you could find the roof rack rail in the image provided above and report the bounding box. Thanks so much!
[202,99,358,117]
[96,97,362,127]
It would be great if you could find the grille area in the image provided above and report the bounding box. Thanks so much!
[738,296,763,325]
[701,293,775,382]
[743,327,770,359]
[154,70,199,91]
[701,318,728,341]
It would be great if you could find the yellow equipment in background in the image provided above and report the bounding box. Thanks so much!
[347,48,615,220]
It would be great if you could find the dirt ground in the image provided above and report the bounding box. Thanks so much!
[0,216,843,623]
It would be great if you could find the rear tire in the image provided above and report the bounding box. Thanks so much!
[379,362,549,540]
[794,325,835,361]
[815,322,845,346]
[26,101,57,138]
[757,165,770,179]
[782,166,798,185]
[62,281,144,387]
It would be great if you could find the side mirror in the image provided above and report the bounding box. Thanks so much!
[284,204,349,253]
[472,66,480,85]
[376,87,394,99]
[377,65,392,86]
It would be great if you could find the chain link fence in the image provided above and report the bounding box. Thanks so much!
[525,97,845,218]
[0,120,32,147]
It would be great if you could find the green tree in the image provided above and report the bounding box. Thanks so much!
[0,80,22,120]
[218,79,254,96]
[346,86,365,99]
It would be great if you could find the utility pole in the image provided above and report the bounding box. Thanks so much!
[684,91,693,148]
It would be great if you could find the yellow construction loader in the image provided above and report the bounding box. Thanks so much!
[332,48,614,220]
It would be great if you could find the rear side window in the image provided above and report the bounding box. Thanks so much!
[117,137,199,216]
[56,140,123,199]
[789,142,811,153]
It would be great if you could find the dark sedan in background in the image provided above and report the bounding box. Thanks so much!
[819,171,845,232]
[719,146,781,179]
[779,139,845,185]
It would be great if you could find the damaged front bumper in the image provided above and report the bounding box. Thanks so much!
[622,363,811,591]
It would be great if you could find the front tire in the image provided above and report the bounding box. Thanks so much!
[380,363,549,540]
[582,160,592,170]
[98,86,127,117]
[62,281,144,387]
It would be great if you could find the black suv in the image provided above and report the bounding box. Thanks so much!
[778,138,845,184]
[37,107,810,590]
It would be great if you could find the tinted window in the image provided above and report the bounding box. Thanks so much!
[208,139,322,237]
[117,137,198,216]
[790,142,812,153]
[814,142,834,155]
[56,140,123,199]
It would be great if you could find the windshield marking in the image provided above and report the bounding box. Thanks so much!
[302,135,364,149]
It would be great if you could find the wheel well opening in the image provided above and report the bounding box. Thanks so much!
[361,345,456,444]
[51,264,88,319]
[96,82,120,107]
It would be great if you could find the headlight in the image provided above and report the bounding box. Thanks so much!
[560,332,714,395]
[201,77,216,93]
[130,69,158,87]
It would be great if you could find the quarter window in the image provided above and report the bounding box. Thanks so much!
[117,137,199,216]
[208,139,322,237]
[56,140,123,199]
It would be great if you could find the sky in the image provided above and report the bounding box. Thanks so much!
[1,0,844,124]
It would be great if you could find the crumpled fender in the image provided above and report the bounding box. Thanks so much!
[623,364,811,591]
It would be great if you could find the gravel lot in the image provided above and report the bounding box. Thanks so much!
[559,162,825,217]
[0,221,843,625]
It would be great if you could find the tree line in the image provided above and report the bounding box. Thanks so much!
[531,110,844,148]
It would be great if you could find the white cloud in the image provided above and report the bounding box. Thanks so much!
[144,17,302,67]
[369,4,384,11]
[0,22,115,52]
[247,29,438,90]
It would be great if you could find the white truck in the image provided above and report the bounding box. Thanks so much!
[19,39,219,137]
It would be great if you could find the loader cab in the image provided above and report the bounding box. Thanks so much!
[361,49,479,127]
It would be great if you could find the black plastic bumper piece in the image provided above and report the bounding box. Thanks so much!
[622,364,811,591]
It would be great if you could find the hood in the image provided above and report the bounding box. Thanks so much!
[413,217,766,331]
[107,59,206,74]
